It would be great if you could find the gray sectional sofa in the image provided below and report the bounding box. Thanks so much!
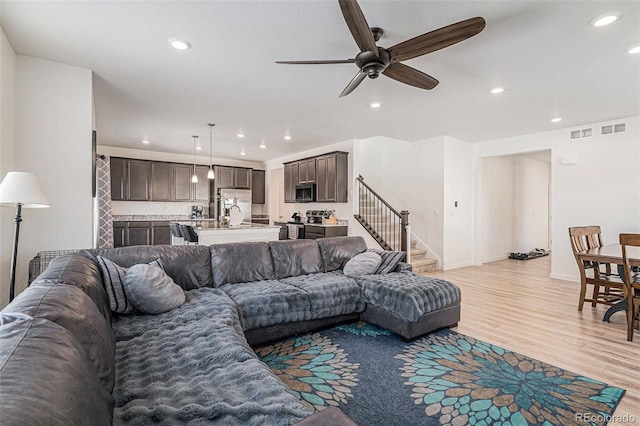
[0,236,461,425]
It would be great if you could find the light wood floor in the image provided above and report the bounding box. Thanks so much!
[424,257,640,418]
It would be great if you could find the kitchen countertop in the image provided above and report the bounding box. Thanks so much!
[113,215,214,222]
[304,223,348,227]
[174,221,279,231]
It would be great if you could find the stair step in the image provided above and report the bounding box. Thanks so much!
[410,257,438,273]
[410,248,427,259]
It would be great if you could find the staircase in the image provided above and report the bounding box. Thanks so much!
[354,175,438,273]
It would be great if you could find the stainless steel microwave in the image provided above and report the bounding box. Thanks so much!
[295,183,316,202]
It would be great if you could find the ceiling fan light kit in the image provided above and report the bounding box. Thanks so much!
[276,0,485,97]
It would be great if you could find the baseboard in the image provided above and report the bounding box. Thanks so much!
[550,273,579,283]
[442,262,473,271]
[481,255,509,263]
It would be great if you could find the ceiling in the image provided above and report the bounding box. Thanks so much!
[1,1,639,162]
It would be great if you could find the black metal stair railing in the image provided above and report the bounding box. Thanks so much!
[354,175,409,252]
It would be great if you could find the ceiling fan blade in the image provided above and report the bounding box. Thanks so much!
[339,0,379,57]
[339,71,367,97]
[388,17,486,63]
[383,63,439,90]
[275,59,356,65]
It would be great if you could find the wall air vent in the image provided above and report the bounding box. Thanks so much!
[570,128,592,139]
[601,125,613,135]
[614,123,626,133]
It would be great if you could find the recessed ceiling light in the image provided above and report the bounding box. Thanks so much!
[237,133,245,138]
[195,145,202,151]
[284,135,292,141]
[551,117,562,123]
[490,87,505,94]
[259,142,267,149]
[141,139,150,144]
[168,38,191,50]
[590,12,621,27]
[370,102,382,108]
[627,44,640,55]
[240,151,246,156]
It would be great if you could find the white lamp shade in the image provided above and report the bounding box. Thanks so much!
[0,172,50,208]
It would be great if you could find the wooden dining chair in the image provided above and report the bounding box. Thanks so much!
[569,226,624,311]
[620,233,640,341]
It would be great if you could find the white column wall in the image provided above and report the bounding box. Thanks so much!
[0,27,16,308]
[513,156,550,252]
[10,55,94,298]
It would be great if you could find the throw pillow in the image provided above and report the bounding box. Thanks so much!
[96,257,164,314]
[124,264,185,315]
[343,252,382,277]
[367,248,406,274]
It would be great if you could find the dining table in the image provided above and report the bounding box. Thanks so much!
[577,243,640,322]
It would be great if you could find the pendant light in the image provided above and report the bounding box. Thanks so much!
[191,135,199,183]
[207,123,215,179]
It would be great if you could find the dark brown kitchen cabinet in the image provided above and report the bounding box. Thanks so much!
[127,221,152,246]
[298,158,316,184]
[304,225,348,240]
[173,164,193,201]
[113,221,126,247]
[193,166,210,201]
[127,160,151,201]
[252,169,265,204]
[150,161,172,201]
[316,152,348,203]
[151,221,171,245]
[110,158,126,201]
[215,166,252,189]
[284,162,299,203]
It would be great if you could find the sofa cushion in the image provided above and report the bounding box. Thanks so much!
[124,263,185,314]
[220,280,312,330]
[343,252,382,277]
[316,236,367,272]
[110,288,308,425]
[268,239,323,279]
[210,242,275,286]
[95,257,165,314]
[3,284,116,393]
[358,272,461,322]
[367,248,406,274]
[82,245,212,290]
[0,315,114,426]
[280,271,364,318]
[31,254,111,322]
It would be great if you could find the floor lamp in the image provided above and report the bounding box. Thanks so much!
[0,172,50,302]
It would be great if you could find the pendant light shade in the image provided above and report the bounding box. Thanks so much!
[191,135,199,183]
[207,123,215,179]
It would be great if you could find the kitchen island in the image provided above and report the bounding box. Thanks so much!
[174,221,280,245]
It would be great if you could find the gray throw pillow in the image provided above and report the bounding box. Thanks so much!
[343,252,382,277]
[367,248,406,274]
[124,263,185,315]
[96,256,163,314]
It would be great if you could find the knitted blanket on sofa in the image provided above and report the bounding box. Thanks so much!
[111,288,309,425]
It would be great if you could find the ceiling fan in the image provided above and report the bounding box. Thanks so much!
[276,0,486,97]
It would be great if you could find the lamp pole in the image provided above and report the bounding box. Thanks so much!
[9,203,22,302]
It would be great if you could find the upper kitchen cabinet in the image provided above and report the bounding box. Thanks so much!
[127,160,151,200]
[284,151,348,203]
[284,162,299,203]
[215,166,252,189]
[316,152,348,203]
[172,163,193,201]
[252,169,265,204]
[298,158,316,184]
[150,161,172,201]
[193,166,210,201]
[110,157,126,201]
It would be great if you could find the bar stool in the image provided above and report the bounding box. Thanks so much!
[179,224,199,245]
[168,223,184,245]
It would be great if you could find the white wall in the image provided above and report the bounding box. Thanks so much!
[6,55,94,300]
[514,156,550,252]
[479,156,516,262]
[442,137,474,269]
[0,26,16,308]
[475,116,640,281]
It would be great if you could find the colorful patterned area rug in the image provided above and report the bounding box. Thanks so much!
[254,321,625,426]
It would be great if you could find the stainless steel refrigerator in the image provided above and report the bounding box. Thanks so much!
[214,189,252,223]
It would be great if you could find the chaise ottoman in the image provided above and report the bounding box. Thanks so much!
[357,271,461,340]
